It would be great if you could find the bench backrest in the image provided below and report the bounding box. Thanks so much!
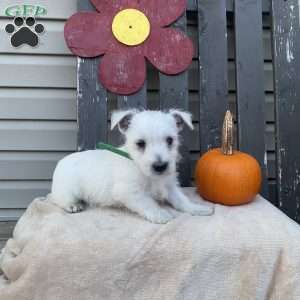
[77,0,300,223]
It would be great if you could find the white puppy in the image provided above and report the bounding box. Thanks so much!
[50,109,213,224]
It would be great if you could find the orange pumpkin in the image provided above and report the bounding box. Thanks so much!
[195,111,262,206]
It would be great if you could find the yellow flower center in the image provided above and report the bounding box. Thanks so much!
[112,9,150,46]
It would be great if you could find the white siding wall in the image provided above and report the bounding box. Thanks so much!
[0,0,77,220]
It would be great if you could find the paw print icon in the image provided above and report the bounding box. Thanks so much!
[5,17,45,47]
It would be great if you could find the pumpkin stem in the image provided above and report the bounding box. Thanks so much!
[221,110,234,155]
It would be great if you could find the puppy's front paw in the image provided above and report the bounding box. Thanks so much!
[188,204,214,216]
[146,209,175,224]
[65,202,85,213]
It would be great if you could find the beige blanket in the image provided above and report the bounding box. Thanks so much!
[1,189,300,300]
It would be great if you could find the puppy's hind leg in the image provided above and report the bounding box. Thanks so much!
[50,191,85,213]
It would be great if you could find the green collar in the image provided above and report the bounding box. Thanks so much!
[96,142,132,160]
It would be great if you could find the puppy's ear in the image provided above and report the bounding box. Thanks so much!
[111,109,137,133]
[169,109,194,131]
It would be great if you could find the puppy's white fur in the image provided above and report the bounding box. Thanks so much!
[50,110,213,224]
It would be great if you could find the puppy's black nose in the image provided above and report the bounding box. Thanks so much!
[152,162,169,174]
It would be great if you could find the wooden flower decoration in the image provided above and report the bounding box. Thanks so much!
[64,0,194,95]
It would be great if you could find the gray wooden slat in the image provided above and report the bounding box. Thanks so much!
[159,17,188,110]
[187,0,270,12]
[197,0,228,153]
[226,0,270,13]
[226,10,272,29]
[117,84,147,111]
[267,153,276,179]
[234,0,268,198]
[231,61,273,92]
[188,92,274,124]
[147,61,274,93]
[187,0,197,11]
[268,180,277,206]
[179,20,272,61]
[127,91,275,123]
[159,15,191,187]
[227,28,272,61]
[77,0,108,150]
[115,85,147,146]
[271,0,300,222]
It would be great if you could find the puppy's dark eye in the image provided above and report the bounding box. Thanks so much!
[136,140,146,150]
[166,136,174,146]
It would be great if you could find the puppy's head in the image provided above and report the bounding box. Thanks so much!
[111,109,193,178]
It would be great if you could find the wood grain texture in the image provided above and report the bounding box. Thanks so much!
[159,15,191,186]
[78,57,108,150]
[271,0,300,221]
[77,0,108,150]
[115,85,147,145]
[226,0,270,13]
[117,84,147,111]
[188,0,270,12]
[143,61,274,92]
[234,0,269,198]
[197,0,229,153]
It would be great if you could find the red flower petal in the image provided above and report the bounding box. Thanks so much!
[138,0,186,27]
[145,27,194,74]
[99,50,146,95]
[64,12,112,57]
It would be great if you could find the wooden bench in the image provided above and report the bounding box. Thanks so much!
[1,0,300,249]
